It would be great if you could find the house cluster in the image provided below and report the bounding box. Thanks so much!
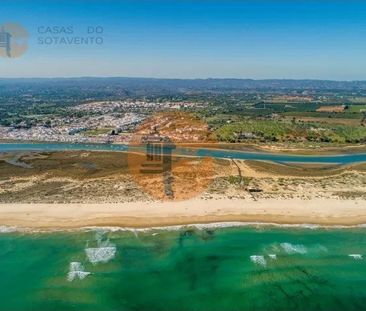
[73,100,207,113]
[0,113,143,143]
[0,99,207,143]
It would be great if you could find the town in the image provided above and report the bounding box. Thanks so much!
[0,78,366,146]
[0,99,209,143]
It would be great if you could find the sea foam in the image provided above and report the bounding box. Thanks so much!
[85,233,116,264]
[0,226,17,233]
[280,243,307,254]
[67,262,90,282]
[86,246,116,264]
[348,254,363,260]
[250,255,267,267]
[75,222,366,235]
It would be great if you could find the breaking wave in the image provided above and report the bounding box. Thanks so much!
[85,245,116,264]
[348,254,363,260]
[3,222,366,234]
[85,232,116,264]
[280,243,307,254]
[250,255,267,267]
[67,262,90,282]
[0,226,17,233]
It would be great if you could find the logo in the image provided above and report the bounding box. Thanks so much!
[127,112,216,201]
[0,22,28,58]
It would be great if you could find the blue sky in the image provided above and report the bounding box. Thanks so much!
[1,0,366,79]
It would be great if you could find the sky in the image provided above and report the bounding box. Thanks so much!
[0,0,366,80]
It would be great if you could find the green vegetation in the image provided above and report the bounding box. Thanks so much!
[281,111,362,119]
[349,105,366,113]
[1,78,366,146]
[214,120,366,143]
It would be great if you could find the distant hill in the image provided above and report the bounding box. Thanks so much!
[1,78,366,105]
[1,77,366,92]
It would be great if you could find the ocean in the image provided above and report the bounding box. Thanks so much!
[0,225,365,311]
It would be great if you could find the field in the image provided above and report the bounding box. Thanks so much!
[214,119,366,144]
[282,116,360,126]
[349,105,366,113]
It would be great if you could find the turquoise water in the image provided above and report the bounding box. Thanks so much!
[1,142,366,164]
[1,226,366,311]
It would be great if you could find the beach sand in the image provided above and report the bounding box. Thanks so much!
[0,198,365,230]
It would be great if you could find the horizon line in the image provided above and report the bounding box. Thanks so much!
[0,76,365,82]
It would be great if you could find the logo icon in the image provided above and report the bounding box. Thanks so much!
[138,128,176,199]
[0,23,28,58]
[128,112,215,201]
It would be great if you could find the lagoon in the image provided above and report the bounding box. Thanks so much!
[1,142,366,164]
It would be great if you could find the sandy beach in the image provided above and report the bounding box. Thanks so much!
[0,198,365,230]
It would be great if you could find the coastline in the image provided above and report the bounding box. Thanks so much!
[1,198,366,231]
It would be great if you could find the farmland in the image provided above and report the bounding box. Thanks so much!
[214,120,366,144]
